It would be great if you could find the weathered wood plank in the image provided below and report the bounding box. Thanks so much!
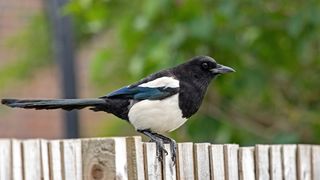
[2,136,320,180]
[49,140,63,180]
[114,137,128,179]
[126,136,145,180]
[297,145,311,180]
[0,140,11,180]
[239,147,255,180]
[282,145,297,180]
[270,145,283,180]
[22,139,41,180]
[255,145,270,180]
[194,143,210,180]
[177,143,194,180]
[82,137,128,180]
[143,142,162,180]
[12,139,23,180]
[163,144,176,180]
[224,144,239,180]
[40,139,50,180]
[312,145,320,180]
[62,139,82,180]
[210,144,225,180]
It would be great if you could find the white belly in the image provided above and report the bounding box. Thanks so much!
[128,94,187,133]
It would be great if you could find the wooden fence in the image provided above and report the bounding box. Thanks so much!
[0,136,319,180]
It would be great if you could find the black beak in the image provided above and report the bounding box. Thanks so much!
[210,64,235,74]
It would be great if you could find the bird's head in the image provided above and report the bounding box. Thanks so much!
[177,56,235,80]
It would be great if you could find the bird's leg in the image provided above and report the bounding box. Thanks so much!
[137,129,168,161]
[151,133,177,163]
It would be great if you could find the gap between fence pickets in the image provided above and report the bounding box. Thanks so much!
[126,136,145,180]
[1,138,320,180]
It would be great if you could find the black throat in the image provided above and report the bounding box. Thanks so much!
[172,66,214,118]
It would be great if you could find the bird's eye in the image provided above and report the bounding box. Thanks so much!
[202,62,209,69]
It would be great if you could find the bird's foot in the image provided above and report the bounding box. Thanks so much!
[149,138,168,161]
[152,133,177,164]
[169,139,177,163]
[138,129,168,162]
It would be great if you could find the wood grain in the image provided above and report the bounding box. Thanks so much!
[163,143,177,180]
[224,144,239,180]
[40,139,50,180]
[270,145,283,180]
[143,142,162,180]
[282,145,297,180]
[297,145,311,180]
[82,137,127,180]
[312,145,320,180]
[194,143,210,180]
[62,139,82,180]
[239,147,255,180]
[0,140,11,180]
[22,139,41,180]
[210,144,225,180]
[0,137,320,180]
[11,139,23,180]
[49,140,63,180]
[177,143,194,180]
[255,145,270,180]
[126,136,145,180]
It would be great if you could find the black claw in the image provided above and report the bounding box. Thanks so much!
[169,140,177,165]
[157,155,163,161]
[144,132,167,162]
[163,150,169,156]
[155,140,168,162]
[170,140,177,164]
[149,139,168,155]
[152,133,177,164]
[138,129,177,164]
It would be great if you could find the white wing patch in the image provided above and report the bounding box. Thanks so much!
[129,76,184,132]
[138,77,179,88]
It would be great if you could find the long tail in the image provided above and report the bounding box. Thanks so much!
[1,98,107,111]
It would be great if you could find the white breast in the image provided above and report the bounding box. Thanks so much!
[128,94,187,133]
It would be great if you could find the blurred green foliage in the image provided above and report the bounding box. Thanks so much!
[2,0,319,144]
[64,0,320,144]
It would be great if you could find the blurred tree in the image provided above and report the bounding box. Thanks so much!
[62,0,320,144]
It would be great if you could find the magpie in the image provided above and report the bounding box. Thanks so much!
[1,55,235,162]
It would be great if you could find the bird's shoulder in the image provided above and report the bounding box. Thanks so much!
[130,69,177,88]
[103,69,180,100]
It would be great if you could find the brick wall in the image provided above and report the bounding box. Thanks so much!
[0,0,109,139]
[0,0,62,138]
[0,0,43,66]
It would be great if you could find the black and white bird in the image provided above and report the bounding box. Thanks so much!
[1,55,234,162]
